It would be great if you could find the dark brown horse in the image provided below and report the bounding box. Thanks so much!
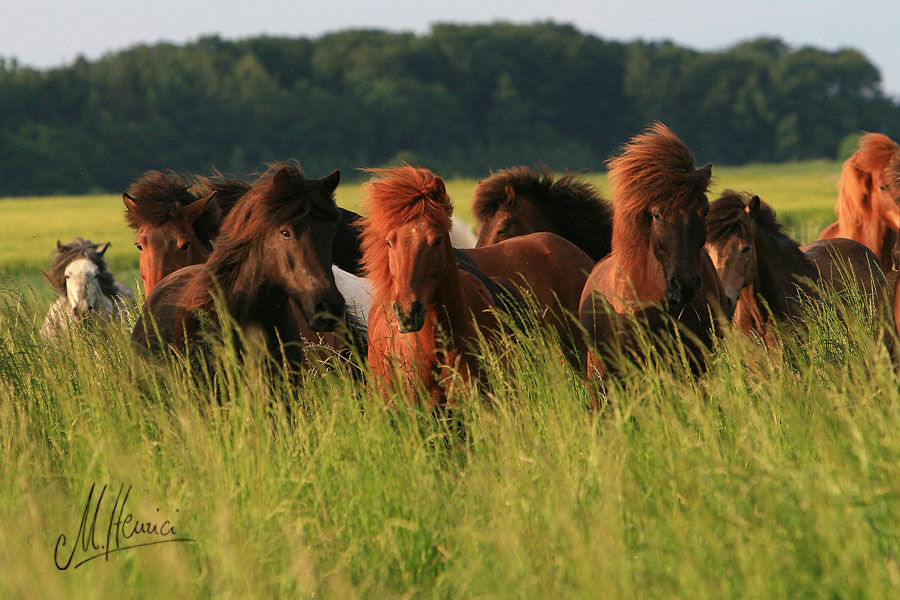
[132,164,345,366]
[707,191,887,344]
[472,166,613,262]
[579,123,726,378]
[123,171,220,296]
[818,133,900,271]
[361,166,498,406]
[125,170,367,298]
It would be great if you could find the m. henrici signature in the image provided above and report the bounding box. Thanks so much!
[54,483,194,570]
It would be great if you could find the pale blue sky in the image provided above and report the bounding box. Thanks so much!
[3,0,898,97]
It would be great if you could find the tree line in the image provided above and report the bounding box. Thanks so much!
[1,22,897,195]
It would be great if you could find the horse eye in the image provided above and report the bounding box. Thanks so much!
[179,240,191,251]
[280,229,292,239]
[134,243,143,251]
[432,235,444,247]
[652,211,661,221]
[386,239,392,248]
[741,245,751,253]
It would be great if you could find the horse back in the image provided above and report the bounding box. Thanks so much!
[800,238,887,297]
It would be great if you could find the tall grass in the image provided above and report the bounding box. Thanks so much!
[3,268,900,598]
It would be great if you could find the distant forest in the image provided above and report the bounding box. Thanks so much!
[1,22,898,195]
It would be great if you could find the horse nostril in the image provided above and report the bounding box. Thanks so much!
[411,300,423,316]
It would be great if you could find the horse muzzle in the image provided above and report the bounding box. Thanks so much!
[665,276,701,307]
[392,301,427,333]
[308,299,344,332]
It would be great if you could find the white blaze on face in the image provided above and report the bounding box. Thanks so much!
[64,258,102,316]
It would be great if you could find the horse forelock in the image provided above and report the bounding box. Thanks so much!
[708,190,790,248]
[45,238,122,299]
[607,123,708,270]
[124,170,221,245]
[359,166,453,302]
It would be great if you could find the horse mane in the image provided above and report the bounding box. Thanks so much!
[708,190,796,250]
[196,162,339,312]
[608,122,710,270]
[194,169,252,218]
[124,170,222,248]
[44,238,122,299]
[359,166,453,302]
[836,132,900,229]
[472,166,613,260]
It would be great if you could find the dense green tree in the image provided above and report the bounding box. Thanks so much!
[0,24,896,195]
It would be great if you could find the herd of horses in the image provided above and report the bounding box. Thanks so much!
[42,123,900,406]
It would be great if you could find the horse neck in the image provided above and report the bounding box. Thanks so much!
[751,222,816,318]
[428,242,471,347]
[612,248,665,306]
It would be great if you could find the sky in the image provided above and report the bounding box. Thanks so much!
[3,0,899,98]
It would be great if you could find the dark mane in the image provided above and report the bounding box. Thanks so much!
[359,166,453,303]
[472,166,613,260]
[708,190,797,250]
[124,170,221,248]
[607,123,710,268]
[194,169,252,218]
[198,162,339,311]
[44,238,122,299]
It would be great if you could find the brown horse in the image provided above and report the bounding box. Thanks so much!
[818,133,900,271]
[123,171,220,296]
[579,123,726,378]
[707,190,888,344]
[461,233,594,365]
[132,164,345,367]
[125,170,368,299]
[361,166,498,407]
[472,166,613,262]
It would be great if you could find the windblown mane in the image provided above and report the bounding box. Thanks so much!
[45,238,122,299]
[194,170,252,218]
[124,170,221,249]
[472,166,613,260]
[197,162,339,312]
[359,166,453,302]
[836,133,900,230]
[708,190,796,250]
[608,122,710,270]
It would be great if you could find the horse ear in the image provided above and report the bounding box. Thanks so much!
[123,192,138,213]
[504,184,517,207]
[274,167,291,184]
[320,169,341,194]
[56,240,64,251]
[95,242,110,255]
[746,195,761,220]
[696,163,713,187]
[182,192,216,223]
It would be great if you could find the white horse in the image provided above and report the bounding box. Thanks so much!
[41,238,136,338]
[450,215,478,249]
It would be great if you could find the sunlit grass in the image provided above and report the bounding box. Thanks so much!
[2,263,900,597]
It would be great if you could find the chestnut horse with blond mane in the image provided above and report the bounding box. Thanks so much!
[579,123,726,378]
[818,133,900,271]
[362,166,498,407]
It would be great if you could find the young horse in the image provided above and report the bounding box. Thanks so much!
[131,164,346,367]
[41,238,135,338]
[123,171,221,296]
[707,191,887,344]
[817,133,900,271]
[361,166,498,407]
[472,166,613,262]
[579,123,726,378]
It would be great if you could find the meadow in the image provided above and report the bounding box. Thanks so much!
[5,159,900,599]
